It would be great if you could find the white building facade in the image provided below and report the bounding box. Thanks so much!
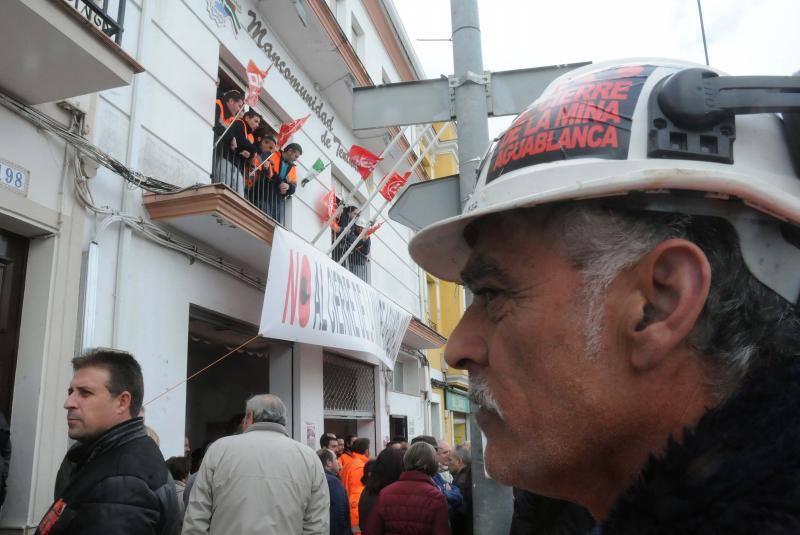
[0,0,445,530]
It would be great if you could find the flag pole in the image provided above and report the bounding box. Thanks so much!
[697,0,710,66]
[301,161,333,187]
[337,123,450,264]
[213,106,246,148]
[215,63,271,149]
[325,124,434,254]
[311,125,413,245]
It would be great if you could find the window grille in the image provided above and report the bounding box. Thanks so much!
[323,353,375,418]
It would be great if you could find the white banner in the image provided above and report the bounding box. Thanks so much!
[260,228,411,369]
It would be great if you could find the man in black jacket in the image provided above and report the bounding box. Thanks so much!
[36,348,179,535]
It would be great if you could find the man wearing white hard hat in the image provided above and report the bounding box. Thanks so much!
[409,59,800,533]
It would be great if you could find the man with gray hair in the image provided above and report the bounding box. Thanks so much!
[408,60,800,531]
[183,394,329,534]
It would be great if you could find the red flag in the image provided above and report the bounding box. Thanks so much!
[349,145,382,180]
[320,188,340,230]
[324,188,337,220]
[278,114,311,147]
[363,222,382,238]
[245,60,271,105]
[379,171,411,202]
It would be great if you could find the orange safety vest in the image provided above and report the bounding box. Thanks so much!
[215,99,235,126]
[268,151,297,185]
[246,152,273,188]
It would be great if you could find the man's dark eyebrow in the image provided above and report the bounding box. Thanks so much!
[460,256,511,288]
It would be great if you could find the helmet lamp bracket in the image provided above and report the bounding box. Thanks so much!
[648,68,800,166]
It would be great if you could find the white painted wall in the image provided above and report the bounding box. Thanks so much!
[388,391,426,441]
[0,106,85,527]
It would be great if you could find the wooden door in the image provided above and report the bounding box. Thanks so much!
[0,230,28,419]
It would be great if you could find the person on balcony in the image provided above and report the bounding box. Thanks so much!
[266,143,302,223]
[213,90,244,141]
[230,110,262,161]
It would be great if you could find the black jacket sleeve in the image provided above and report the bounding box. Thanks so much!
[60,474,178,535]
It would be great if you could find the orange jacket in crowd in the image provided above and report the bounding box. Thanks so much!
[339,450,355,472]
[340,451,369,531]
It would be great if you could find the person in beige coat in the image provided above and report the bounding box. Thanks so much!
[182,394,329,534]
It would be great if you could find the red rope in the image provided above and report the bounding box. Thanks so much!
[144,334,261,407]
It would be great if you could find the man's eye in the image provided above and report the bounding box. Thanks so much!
[474,288,501,302]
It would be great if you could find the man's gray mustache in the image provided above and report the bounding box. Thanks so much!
[469,373,504,419]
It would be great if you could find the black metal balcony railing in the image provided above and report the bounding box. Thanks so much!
[65,0,127,45]
[211,144,286,226]
[331,239,369,282]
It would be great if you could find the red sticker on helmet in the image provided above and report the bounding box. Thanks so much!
[487,65,656,183]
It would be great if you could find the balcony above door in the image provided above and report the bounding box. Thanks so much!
[1,0,144,105]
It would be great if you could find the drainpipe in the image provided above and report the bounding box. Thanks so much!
[111,0,152,348]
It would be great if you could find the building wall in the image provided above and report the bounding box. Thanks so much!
[0,104,85,528]
[0,0,429,528]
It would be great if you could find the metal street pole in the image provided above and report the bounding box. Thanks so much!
[451,0,491,208]
[451,1,513,533]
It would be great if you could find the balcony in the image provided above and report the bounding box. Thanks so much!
[211,144,286,227]
[1,0,143,105]
[331,239,369,283]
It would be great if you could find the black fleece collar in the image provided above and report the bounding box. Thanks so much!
[602,358,800,534]
[67,417,146,468]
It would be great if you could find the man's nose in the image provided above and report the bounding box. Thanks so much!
[444,303,489,370]
[64,392,78,410]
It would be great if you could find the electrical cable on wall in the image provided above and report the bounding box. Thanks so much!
[0,89,266,290]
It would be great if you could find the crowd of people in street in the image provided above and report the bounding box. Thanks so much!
[22,348,474,534]
[317,432,473,534]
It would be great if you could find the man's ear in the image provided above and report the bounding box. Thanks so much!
[117,390,132,416]
[625,239,711,371]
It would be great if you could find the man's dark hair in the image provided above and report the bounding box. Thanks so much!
[243,109,261,120]
[72,348,144,418]
[165,456,189,482]
[410,435,438,449]
[364,448,404,495]
[223,89,244,102]
[190,443,210,474]
[318,448,336,468]
[320,433,337,449]
[352,437,370,454]
[257,131,277,144]
[345,435,357,448]
[283,142,303,154]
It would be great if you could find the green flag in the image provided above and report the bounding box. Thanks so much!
[312,158,325,173]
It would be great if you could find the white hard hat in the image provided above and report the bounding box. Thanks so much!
[410,58,800,304]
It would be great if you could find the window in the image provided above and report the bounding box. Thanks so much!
[392,361,405,392]
[350,15,365,58]
[213,66,285,224]
[330,175,369,282]
[323,352,376,418]
[331,0,347,27]
[392,355,420,395]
